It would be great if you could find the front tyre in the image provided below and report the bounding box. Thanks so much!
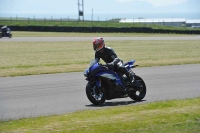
[86,81,106,105]
[129,75,146,101]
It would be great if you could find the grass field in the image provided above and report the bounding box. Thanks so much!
[1,38,200,77]
[0,98,200,133]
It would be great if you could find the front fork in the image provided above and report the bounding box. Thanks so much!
[95,78,101,88]
[93,78,104,99]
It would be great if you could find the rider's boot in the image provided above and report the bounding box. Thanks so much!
[123,72,135,92]
[125,72,143,92]
[125,71,135,85]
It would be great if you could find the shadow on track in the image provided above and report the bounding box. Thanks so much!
[85,100,146,107]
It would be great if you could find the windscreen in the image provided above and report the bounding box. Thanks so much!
[89,59,99,66]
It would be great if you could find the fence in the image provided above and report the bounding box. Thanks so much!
[0,17,183,27]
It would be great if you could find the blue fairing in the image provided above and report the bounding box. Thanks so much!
[90,63,100,71]
[84,59,136,89]
[125,60,135,70]
[90,63,125,87]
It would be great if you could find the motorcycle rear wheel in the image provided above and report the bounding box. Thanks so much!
[86,81,106,105]
[129,75,146,101]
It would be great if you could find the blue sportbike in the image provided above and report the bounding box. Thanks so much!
[84,59,146,105]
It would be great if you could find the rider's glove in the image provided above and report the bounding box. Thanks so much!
[107,58,120,66]
[106,62,114,70]
[106,62,114,66]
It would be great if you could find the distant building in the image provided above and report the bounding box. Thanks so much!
[186,19,200,28]
[119,18,200,27]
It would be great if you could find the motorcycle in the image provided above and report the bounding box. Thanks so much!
[0,26,12,38]
[83,59,146,105]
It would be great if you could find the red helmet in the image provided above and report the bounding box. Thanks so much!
[93,37,105,51]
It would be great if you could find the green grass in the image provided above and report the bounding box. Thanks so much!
[0,39,200,77]
[0,98,199,133]
[1,19,199,31]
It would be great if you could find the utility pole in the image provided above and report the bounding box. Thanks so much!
[78,0,84,21]
[92,8,93,21]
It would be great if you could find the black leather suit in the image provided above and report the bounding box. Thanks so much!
[95,46,130,76]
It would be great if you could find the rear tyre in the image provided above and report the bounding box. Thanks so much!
[129,75,146,101]
[86,81,106,105]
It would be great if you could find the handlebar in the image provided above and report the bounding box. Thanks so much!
[132,64,139,68]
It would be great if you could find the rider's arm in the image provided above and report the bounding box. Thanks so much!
[107,48,120,66]
[109,47,118,60]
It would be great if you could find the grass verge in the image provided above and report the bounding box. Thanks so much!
[0,40,200,77]
[0,97,200,133]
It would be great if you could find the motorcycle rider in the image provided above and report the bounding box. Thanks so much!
[93,37,134,91]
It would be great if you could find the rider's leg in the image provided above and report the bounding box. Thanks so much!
[117,65,134,84]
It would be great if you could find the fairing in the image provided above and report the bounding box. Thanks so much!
[84,59,136,89]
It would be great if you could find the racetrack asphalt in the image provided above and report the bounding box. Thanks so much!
[0,36,200,121]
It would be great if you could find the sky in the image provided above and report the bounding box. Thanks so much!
[0,0,200,19]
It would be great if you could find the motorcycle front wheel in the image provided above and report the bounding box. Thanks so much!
[129,75,146,101]
[86,81,106,105]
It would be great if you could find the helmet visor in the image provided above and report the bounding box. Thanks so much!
[93,43,104,51]
[93,43,97,51]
